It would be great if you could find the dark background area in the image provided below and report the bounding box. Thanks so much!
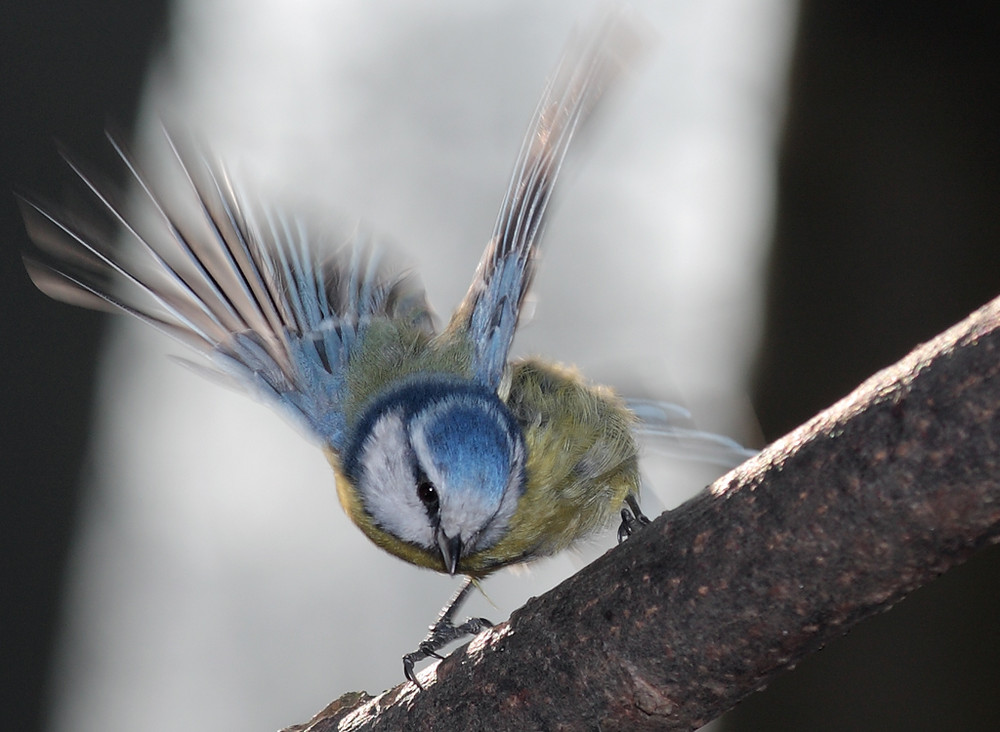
[2,2,999,730]
[730,2,1000,730]
[1,2,169,730]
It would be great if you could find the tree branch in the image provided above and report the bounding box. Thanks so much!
[285,294,1000,731]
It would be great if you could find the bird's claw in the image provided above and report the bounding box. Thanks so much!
[403,616,493,689]
[617,495,651,543]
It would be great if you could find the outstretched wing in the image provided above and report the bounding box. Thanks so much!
[19,131,433,451]
[627,399,759,469]
[447,10,644,390]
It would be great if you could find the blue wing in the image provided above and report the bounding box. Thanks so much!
[626,399,759,469]
[447,11,644,390]
[19,131,433,451]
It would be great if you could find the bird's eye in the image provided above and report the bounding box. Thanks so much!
[416,479,439,513]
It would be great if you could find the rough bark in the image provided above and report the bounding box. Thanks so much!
[285,294,1000,732]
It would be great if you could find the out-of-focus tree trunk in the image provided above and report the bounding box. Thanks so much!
[740,2,1000,729]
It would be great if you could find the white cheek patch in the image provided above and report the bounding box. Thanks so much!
[357,410,434,548]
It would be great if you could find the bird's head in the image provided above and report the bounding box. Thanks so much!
[342,375,526,574]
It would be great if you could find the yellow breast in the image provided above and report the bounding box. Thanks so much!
[461,359,640,574]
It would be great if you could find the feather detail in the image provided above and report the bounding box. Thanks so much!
[19,130,433,450]
[447,9,646,390]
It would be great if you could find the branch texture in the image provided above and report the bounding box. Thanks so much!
[286,294,1000,731]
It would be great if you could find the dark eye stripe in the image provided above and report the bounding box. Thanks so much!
[413,463,440,523]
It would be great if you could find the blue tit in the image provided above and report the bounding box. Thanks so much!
[19,12,751,684]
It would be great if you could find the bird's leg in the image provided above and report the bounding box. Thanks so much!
[403,576,493,688]
[617,494,651,543]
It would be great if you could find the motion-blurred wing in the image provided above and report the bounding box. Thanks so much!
[19,132,433,451]
[627,398,759,469]
[448,10,644,390]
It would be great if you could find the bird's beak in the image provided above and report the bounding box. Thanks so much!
[437,530,463,575]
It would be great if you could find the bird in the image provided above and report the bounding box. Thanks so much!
[19,11,753,686]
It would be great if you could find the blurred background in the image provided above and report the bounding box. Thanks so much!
[2,1,999,731]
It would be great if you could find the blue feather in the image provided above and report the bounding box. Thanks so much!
[19,130,434,452]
